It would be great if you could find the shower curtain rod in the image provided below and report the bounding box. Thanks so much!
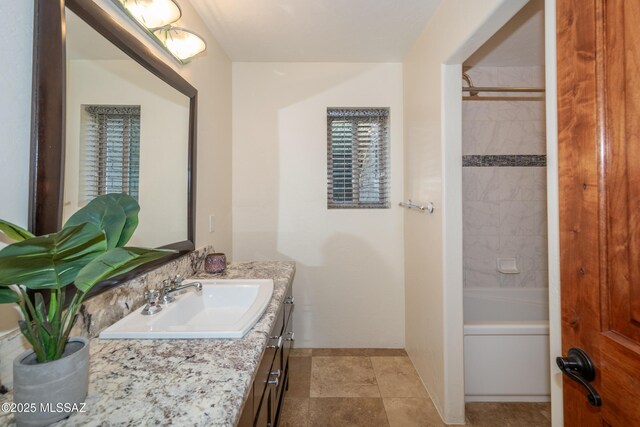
[462,86,545,93]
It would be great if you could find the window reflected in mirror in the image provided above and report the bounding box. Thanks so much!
[81,105,141,202]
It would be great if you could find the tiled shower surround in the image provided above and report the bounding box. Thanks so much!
[462,66,547,289]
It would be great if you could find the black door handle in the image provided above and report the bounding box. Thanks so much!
[556,347,602,407]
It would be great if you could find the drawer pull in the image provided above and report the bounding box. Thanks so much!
[268,335,283,349]
[270,369,281,379]
[267,377,279,387]
[285,332,295,341]
[285,296,295,305]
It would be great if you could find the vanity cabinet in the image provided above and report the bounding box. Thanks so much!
[238,388,254,426]
[238,284,294,427]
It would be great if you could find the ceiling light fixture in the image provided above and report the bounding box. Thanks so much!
[117,0,182,29]
[113,0,207,63]
[153,27,207,62]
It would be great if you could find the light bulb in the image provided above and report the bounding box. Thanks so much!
[119,0,181,29]
[154,27,207,61]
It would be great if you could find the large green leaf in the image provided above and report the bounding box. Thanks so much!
[64,195,127,249]
[0,287,19,303]
[104,193,140,247]
[0,223,107,289]
[74,247,173,293]
[0,219,35,242]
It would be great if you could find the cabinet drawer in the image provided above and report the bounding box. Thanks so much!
[284,292,294,326]
[245,281,294,426]
[282,310,294,375]
[254,343,276,416]
[237,387,253,427]
[282,284,294,374]
[255,388,270,427]
[270,346,283,422]
[254,302,285,415]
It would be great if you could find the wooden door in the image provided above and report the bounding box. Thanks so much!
[558,0,640,425]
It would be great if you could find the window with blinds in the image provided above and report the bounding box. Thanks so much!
[81,105,141,202]
[327,108,390,209]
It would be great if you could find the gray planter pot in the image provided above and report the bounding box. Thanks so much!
[13,337,89,427]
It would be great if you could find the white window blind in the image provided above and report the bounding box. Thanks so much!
[81,105,141,202]
[327,108,390,209]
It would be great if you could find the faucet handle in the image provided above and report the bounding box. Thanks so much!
[142,290,162,315]
[144,290,160,303]
[172,274,184,286]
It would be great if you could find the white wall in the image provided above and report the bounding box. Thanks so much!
[0,1,33,239]
[0,0,35,367]
[65,59,190,248]
[402,0,528,423]
[232,63,405,348]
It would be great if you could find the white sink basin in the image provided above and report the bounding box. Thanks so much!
[99,279,274,339]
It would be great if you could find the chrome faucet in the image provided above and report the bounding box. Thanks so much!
[161,275,202,304]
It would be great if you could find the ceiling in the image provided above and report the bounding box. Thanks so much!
[465,0,544,67]
[68,0,544,65]
[189,0,441,62]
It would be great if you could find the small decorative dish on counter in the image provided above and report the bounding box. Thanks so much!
[100,279,274,339]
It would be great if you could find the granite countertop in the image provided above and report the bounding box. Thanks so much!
[0,261,295,427]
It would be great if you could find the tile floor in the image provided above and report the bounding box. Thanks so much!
[280,349,551,427]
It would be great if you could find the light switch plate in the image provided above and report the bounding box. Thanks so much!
[209,215,215,233]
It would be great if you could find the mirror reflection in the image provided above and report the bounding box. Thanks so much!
[63,9,190,248]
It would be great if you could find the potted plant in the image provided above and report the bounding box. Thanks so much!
[0,193,172,426]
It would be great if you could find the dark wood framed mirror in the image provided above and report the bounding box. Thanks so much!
[30,0,197,297]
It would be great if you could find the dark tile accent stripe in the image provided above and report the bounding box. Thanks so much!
[462,155,546,167]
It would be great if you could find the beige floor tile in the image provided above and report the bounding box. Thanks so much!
[279,397,310,427]
[367,349,408,357]
[283,351,551,427]
[291,348,313,357]
[383,398,446,427]
[309,398,389,427]
[288,356,312,398]
[312,349,407,357]
[312,348,373,356]
[465,403,551,427]
[310,356,380,398]
[371,357,428,398]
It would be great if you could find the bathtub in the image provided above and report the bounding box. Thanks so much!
[464,288,550,402]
